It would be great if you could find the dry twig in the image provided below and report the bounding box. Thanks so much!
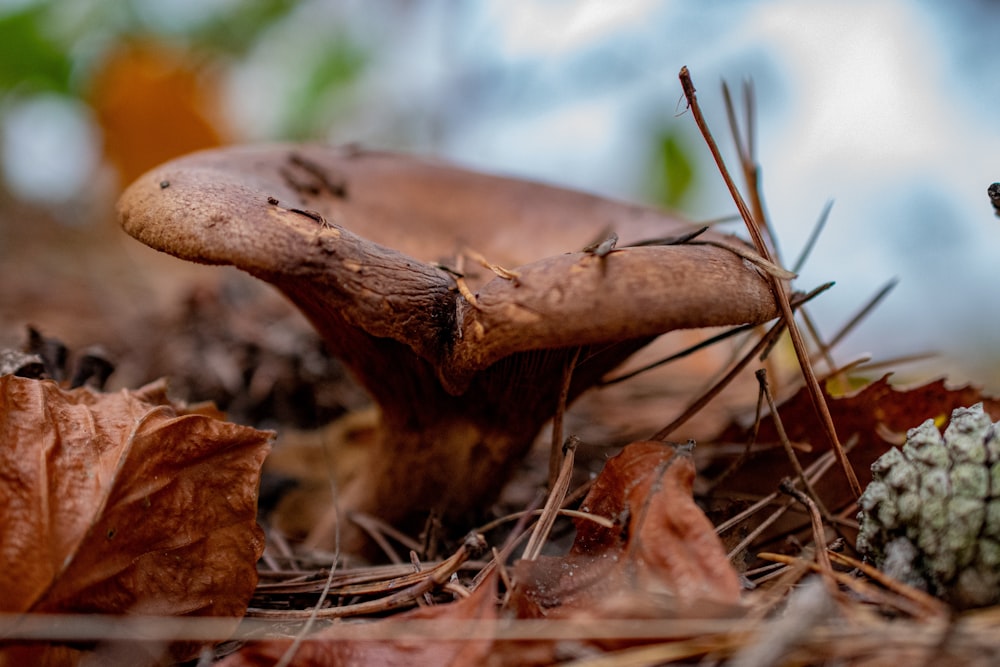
[678,65,861,498]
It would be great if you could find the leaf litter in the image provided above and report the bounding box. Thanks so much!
[0,373,272,663]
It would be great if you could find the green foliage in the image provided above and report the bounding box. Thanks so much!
[283,36,368,140]
[646,128,696,210]
[0,6,73,95]
[0,0,366,137]
[182,0,299,56]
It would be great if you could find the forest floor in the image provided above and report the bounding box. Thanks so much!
[3,183,1000,666]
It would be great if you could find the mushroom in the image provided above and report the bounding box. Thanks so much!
[118,144,780,551]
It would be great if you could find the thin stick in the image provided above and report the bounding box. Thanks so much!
[652,318,785,440]
[726,495,794,563]
[800,308,840,378]
[627,225,710,247]
[715,491,779,537]
[250,534,485,620]
[725,448,839,562]
[756,369,832,522]
[602,322,756,385]
[464,247,521,282]
[472,491,544,590]
[722,79,775,261]
[704,370,769,493]
[560,476,594,509]
[815,355,873,381]
[435,254,481,307]
[679,66,861,498]
[556,636,747,667]
[748,562,797,587]
[792,200,834,274]
[787,203,836,379]
[827,551,948,619]
[550,347,580,488]
[779,479,837,597]
[801,277,899,389]
[348,512,423,562]
[759,552,938,621]
[691,240,796,280]
[475,507,614,535]
[491,546,513,596]
[744,557,813,621]
[722,80,746,162]
[649,281,837,440]
[849,350,939,374]
[744,80,758,173]
[525,437,579,560]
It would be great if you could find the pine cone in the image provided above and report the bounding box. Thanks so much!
[857,403,1000,608]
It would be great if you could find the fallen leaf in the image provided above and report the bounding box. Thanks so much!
[511,441,742,619]
[709,375,1000,548]
[0,375,272,661]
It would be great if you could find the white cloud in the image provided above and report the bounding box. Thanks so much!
[485,0,659,58]
[753,1,951,170]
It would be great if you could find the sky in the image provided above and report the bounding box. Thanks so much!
[3,0,1000,388]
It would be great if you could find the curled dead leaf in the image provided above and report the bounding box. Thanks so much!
[0,376,272,661]
[511,441,742,618]
[710,375,1000,552]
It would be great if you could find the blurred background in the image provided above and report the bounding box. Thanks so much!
[1,0,999,393]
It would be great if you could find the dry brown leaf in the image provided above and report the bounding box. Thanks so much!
[0,375,272,661]
[0,643,82,667]
[511,441,742,619]
[711,375,1000,544]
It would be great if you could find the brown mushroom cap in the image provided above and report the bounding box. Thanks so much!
[119,144,777,389]
[118,143,780,550]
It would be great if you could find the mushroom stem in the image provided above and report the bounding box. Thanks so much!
[297,338,649,551]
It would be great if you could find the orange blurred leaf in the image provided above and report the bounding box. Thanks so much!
[0,375,271,659]
[90,43,225,187]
